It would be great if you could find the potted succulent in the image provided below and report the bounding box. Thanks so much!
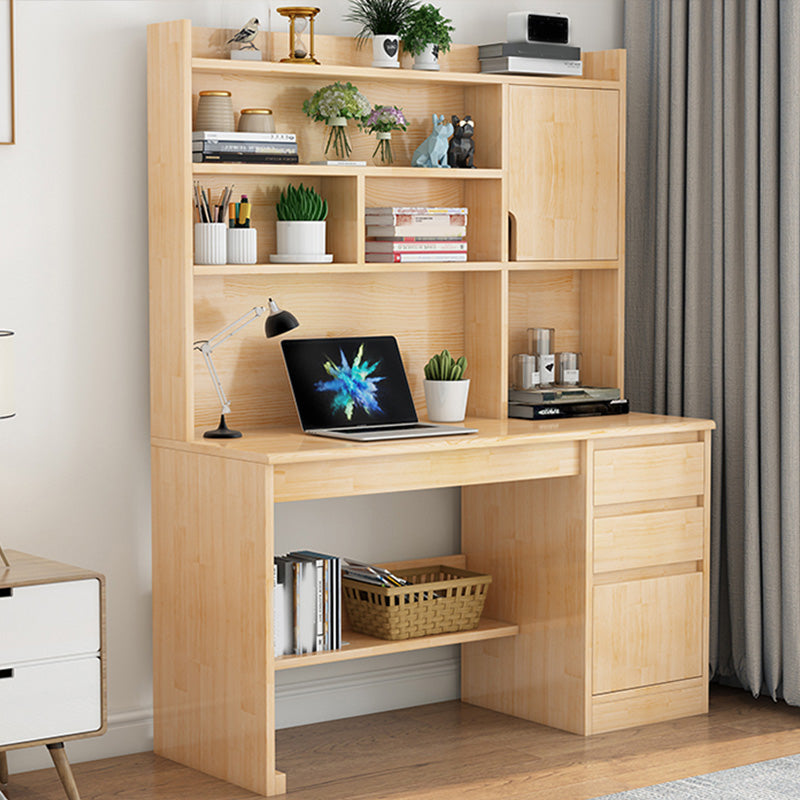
[303,81,371,161]
[423,350,469,422]
[270,183,332,263]
[400,4,454,71]
[345,0,419,68]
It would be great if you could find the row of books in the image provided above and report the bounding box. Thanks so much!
[365,206,468,263]
[192,130,299,164]
[478,40,582,76]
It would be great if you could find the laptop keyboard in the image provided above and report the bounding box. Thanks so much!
[328,424,432,434]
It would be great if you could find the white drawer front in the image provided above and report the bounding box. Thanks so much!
[0,657,102,745]
[0,579,100,665]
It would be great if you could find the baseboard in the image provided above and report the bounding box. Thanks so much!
[6,655,460,773]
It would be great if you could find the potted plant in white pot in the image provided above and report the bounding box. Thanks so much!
[400,3,454,71]
[345,0,419,68]
[423,349,469,422]
[270,183,332,264]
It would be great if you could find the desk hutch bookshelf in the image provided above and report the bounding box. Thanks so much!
[148,21,714,797]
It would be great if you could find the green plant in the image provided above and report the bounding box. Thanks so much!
[302,82,372,158]
[345,0,419,45]
[424,350,467,381]
[276,184,328,221]
[400,4,454,56]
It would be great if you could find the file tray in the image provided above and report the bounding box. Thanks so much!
[343,566,491,641]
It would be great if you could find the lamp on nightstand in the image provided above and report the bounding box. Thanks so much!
[0,330,15,568]
[193,298,299,439]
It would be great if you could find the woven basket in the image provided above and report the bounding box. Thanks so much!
[342,565,491,640]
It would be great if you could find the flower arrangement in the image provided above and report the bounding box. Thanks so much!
[345,0,419,45]
[400,4,454,57]
[302,81,371,159]
[359,105,408,164]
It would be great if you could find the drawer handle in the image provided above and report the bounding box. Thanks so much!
[0,669,13,679]
[0,588,11,598]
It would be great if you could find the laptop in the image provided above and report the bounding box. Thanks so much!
[281,336,478,442]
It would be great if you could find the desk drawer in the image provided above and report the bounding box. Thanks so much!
[593,572,703,694]
[594,443,705,506]
[0,657,102,745]
[0,579,101,666]
[594,508,705,573]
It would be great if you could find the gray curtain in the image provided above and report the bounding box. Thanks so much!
[624,0,800,701]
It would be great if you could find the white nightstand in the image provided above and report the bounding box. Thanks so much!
[0,551,106,800]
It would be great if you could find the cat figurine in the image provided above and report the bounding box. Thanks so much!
[447,115,475,169]
[411,114,454,168]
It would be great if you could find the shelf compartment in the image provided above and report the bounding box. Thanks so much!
[274,617,519,670]
[193,164,503,179]
[193,261,505,276]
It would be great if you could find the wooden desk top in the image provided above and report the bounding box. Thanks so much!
[0,550,103,589]
[152,412,715,466]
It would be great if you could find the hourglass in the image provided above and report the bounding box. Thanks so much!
[276,7,321,64]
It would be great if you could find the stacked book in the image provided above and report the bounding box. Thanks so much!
[192,131,299,164]
[365,207,468,263]
[274,551,342,657]
[478,41,582,76]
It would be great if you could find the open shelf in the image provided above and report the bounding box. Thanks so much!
[274,616,519,670]
[193,164,503,179]
[193,261,505,276]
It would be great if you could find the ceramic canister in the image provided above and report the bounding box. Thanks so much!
[195,90,234,132]
[238,108,276,133]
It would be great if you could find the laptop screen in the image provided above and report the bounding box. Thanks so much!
[281,336,419,430]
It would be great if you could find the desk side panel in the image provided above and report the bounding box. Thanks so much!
[461,473,589,734]
[151,445,281,796]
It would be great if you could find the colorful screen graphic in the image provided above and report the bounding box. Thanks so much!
[281,336,419,430]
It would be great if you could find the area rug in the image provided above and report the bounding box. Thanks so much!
[590,754,800,798]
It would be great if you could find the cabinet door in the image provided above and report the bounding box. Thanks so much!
[592,573,704,695]
[509,86,620,261]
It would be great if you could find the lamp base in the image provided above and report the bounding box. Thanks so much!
[204,414,242,439]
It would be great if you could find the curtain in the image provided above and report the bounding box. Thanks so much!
[624,0,800,701]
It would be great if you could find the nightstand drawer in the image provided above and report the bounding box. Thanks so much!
[0,657,102,745]
[594,443,705,506]
[0,579,101,665]
[594,508,705,573]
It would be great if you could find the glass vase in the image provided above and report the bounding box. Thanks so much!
[373,131,394,165]
[325,116,351,160]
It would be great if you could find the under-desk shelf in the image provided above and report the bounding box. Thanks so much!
[274,617,519,670]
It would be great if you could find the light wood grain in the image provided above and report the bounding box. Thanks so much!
[581,269,623,391]
[594,443,706,506]
[47,744,80,800]
[592,573,704,695]
[151,446,280,796]
[593,508,705,573]
[508,86,620,261]
[148,20,194,441]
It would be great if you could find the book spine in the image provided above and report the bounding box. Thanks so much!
[365,253,469,263]
[365,241,468,253]
[365,207,468,215]
[195,152,300,164]
[191,131,297,143]
[478,42,581,60]
[365,214,467,226]
[193,142,299,155]
[314,561,324,652]
[273,562,281,658]
[292,561,301,655]
[365,226,467,238]
[367,236,467,242]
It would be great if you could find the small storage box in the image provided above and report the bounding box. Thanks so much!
[342,565,491,641]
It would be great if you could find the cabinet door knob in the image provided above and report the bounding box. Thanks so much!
[0,588,11,598]
[0,669,13,679]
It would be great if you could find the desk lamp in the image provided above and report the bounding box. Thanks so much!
[0,330,15,568]
[193,299,299,439]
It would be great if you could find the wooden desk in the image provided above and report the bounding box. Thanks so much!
[151,412,714,797]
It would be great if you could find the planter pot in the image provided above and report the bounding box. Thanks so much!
[424,379,470,423]
[372,34,400,68]
[413,43,440,71]
[271,220,332,263]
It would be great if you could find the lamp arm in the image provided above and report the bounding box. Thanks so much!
[200,346,230,415]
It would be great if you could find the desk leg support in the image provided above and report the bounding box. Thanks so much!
[0,750,7,784]
[47,743,81,800]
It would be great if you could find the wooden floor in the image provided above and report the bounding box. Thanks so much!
[5,686,800,800]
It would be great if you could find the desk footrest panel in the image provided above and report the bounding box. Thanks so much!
[0,657,102,745]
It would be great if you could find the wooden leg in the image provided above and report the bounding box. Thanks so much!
[0,750,7,783]
[47,743,81,800]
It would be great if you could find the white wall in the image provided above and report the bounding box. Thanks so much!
[0,0,622,772]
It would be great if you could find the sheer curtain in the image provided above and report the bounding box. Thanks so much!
[624,0,800,700]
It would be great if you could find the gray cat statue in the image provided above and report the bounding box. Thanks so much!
[447,115,475,169]
[411,114,454,168]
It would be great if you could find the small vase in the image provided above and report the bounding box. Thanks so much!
[413,43,440,71]
[373,131,394,165]
[325,116,351,160]
[372,34,400,68]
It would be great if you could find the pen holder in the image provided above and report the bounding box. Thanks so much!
[194,223,227,265]
[227,227,258,265]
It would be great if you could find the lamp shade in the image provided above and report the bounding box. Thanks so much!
[0,330,14,419]
[265,298,299,338]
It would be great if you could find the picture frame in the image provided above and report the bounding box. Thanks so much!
[0,0,14,145]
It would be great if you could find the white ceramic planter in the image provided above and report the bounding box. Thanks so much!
[424,378,470,423]
[273,220,328,261]
[413,43,440,71]
[372,34,400,68]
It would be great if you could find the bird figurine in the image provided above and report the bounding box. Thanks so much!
[227,18,260,50]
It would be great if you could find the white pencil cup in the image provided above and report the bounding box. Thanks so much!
[194,223,227,265]
[227,228,258,264]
